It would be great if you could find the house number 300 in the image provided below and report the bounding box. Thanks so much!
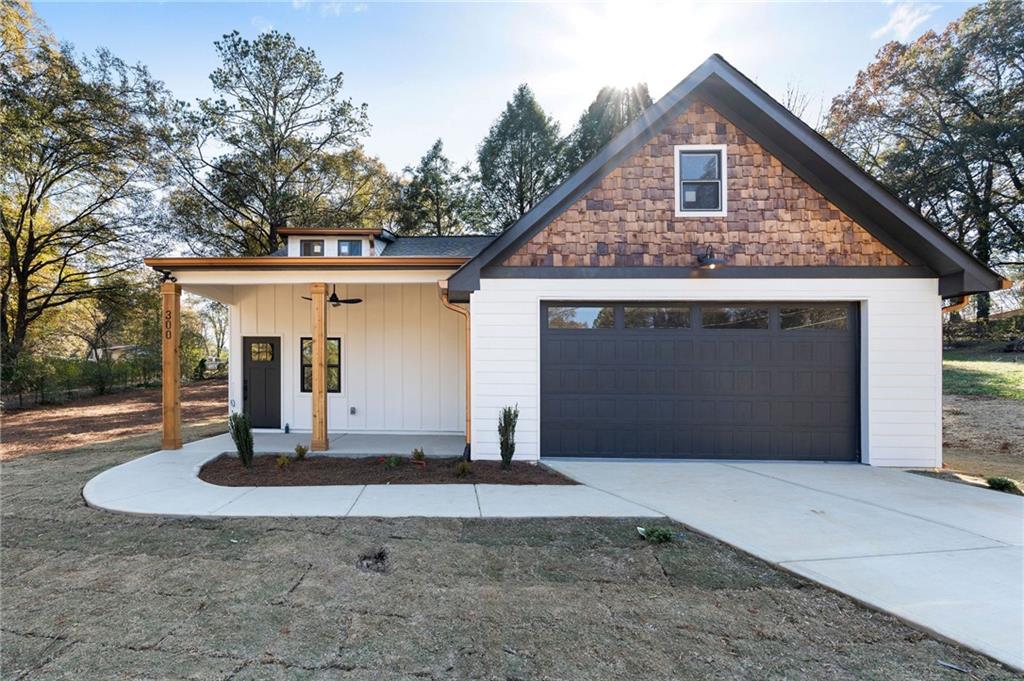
[163,310,174,340]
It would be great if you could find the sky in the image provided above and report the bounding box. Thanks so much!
[33,0,978,172]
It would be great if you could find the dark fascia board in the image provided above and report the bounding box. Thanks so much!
[447,54,1001,299]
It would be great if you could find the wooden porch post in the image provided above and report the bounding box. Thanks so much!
[310,282,329,451]
[160,281,182,450]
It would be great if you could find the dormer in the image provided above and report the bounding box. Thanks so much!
[278,228,395,258]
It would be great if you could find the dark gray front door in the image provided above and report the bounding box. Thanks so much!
[243,337,281,429]
[540,302,859,461]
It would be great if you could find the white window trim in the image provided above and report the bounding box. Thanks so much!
[673,144,728,218]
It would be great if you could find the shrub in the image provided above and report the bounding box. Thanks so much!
[228,412,254,468]
[294,444,308,461]
[382,455,402,469]
[411,447,426,462]
[276,455,292,470]
[986,476,1023,495]
[497,404,520,469]
[638,526,674,544]
[192,357,207,381]
[453,460,472,478]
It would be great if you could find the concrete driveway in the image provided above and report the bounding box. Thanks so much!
[545,460,1024,671]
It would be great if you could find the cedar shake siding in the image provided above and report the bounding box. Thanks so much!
[504,101,907,268]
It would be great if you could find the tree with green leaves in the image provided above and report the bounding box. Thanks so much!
[562,83,652,174]
[396,139,484,235]
[1,3,168,380]
[477,84,564,229]
[165,30,374,255]
[825,0,1023,317]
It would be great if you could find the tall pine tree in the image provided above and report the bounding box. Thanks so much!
[562,83,653,174]
[476,85,563,229]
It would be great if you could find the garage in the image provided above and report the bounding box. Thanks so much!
[540,302,860,461]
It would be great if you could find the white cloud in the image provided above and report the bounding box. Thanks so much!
[291,1,368,17]
[250,15,274,34]
[871,2,939,41]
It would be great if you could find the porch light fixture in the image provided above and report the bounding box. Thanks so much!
[696,245,726,269]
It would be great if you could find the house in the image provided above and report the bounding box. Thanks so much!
[144,55,1007,467]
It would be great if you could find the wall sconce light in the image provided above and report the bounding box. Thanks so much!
[696,245,726,269]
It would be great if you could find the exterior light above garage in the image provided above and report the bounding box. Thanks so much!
[696,245,726,269]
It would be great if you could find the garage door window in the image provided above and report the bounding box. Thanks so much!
[624,305,691,329]
[547,306,615,329]
[701,306,769,329]
[780,306,849,331]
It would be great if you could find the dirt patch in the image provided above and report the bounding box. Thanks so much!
[943,394,1024,481]
[199,454,577,486]
[2,434,1019,679]
[0,380,227,461]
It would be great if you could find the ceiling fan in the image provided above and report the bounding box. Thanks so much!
[301,284,362,307]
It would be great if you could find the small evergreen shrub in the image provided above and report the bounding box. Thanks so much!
[294,444,308,461]
[276,455,292,470]
[638,526,674,544]
[497,404,520,469]
[411,447,426,462]
[986,476,1023,495]
[228,412,254,468]
[453,460,472,478]
[382,455,402,469]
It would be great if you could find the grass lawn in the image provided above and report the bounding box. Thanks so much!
[2,434,1018,679]
[941,345,1024,483]
[943,345,1024,400]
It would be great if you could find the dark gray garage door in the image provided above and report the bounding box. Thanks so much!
[540,302,859,461]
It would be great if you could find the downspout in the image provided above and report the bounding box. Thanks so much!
[438,280,471,460]
[942,278,1017,314]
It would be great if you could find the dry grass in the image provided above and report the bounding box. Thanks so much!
[0,380,227,461]
[942,394,1024,481]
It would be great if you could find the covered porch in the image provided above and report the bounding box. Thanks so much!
[145,257,470,455]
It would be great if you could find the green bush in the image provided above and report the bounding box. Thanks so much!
[276,455,291,470]
[638,526,674,544]
[382,455,402,469]
[411,447,426,462]
[453,460,472,478]
[192,357,207,381]
[294,444,308,461]
[497,404,520,469]
[986,476,1023,495]
[228,412,254,468]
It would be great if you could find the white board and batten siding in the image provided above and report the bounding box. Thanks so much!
[229,283,466,434]
[470,277,943,467]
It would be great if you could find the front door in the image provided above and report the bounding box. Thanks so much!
[243,336,281,428]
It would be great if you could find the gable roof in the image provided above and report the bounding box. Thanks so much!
[447,54,1002,300]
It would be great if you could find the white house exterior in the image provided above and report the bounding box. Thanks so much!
[146,55,1005,467]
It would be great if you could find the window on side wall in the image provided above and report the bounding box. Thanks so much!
[300,337,341,392]
[300,240,325,257]
[674,145,727,218]
[337,239,362,256]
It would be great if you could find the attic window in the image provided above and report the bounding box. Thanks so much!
[674,145,727,218]
[300,240,325,257]
[338,239,362,256]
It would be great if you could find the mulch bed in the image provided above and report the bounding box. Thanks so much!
[199,454,578,486]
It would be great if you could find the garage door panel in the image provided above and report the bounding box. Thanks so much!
[541,301,859,461]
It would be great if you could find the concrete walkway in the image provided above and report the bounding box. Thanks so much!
[544,460,1024,671]
[81,435,659,520]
